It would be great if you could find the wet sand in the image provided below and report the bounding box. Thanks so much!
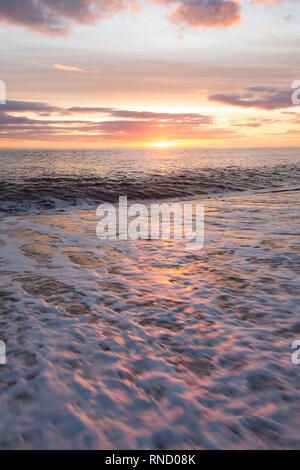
[0,190,299,449]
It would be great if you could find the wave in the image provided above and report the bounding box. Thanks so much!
[0,164,299,213]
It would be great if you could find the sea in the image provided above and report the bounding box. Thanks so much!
[0,147,299,449]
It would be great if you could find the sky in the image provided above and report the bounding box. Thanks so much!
[0,0,299,148]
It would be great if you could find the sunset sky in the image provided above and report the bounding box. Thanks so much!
[0,0,299,147]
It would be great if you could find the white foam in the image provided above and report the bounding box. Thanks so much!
[0,190,299,449]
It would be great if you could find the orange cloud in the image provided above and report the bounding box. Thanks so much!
[53,64,87,73]
[166,0,241,28]
[0,99,236,144]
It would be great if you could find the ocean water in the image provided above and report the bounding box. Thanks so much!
[0,147,299,449]
[0,147,299,211]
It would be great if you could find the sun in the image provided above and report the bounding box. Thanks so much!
[148,141,179,148]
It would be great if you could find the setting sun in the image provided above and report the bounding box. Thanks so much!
[148,141,180,148]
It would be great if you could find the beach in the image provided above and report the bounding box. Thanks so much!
[0,181,299,449]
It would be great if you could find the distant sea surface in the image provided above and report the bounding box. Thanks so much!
[0,147,299,212]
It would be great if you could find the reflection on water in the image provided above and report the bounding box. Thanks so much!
[0,190,299,449]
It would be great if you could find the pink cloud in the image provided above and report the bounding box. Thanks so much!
[252,1,283,3]
[166,0,241,28]
[0,99,234,143]
[0,0,291,35]
[0,0,243,34]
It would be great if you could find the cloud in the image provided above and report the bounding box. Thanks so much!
[53,64,87,72]
[0,99,225,143]
[110,109,211,123]
[67,107,211,123]
[68,106,115,113]
[252,1,284,4]
[0,0,296,36]
[30,61,94,73]
[209,87,294,110]
[166,0,241,28]
[0,0,244,34]
[247,86,277,93]
[0,100,63,114]
[0,0,132,35]
[0,0,294,35]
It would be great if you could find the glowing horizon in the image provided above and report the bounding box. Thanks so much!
[0,0,299,148]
